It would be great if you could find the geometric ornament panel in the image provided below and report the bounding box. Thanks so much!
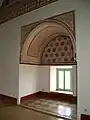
[41,35,75,64]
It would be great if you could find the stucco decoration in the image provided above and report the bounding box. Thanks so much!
[41,35,75,64]
[0,0,58,24]
[20,11,76,65]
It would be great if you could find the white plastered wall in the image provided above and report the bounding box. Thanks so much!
[19,64,40,97]
[0,1,90,119]
[38,66,50,92]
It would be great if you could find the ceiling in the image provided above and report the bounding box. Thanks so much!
[0,0,3,7]
[0,0,21,8]
[21,21,75,64]
[27,22,69,57]
[0,0,58,24]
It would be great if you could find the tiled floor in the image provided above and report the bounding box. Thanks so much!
[0,105,65,120]
[0,95,77,120]
[0,100,15,108]
[21,98,77,120]
[0,95,17,107]
[0,100,8,107]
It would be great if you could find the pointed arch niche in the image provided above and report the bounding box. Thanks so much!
[20,11,76,65]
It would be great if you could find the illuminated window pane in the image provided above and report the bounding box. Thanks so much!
[65,71,71,89]
[58,71,64,89]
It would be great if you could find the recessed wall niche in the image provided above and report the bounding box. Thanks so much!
[20,11,76,65]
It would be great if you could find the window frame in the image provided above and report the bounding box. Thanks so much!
[56,68,72,92]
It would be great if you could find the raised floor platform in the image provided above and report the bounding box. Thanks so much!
[21,91,77,104]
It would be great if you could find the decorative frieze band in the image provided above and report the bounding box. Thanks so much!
[0,0,58,24]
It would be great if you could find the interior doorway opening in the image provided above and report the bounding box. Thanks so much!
[20,11,77,120]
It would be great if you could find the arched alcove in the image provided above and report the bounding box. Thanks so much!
[41,35,75,65]
[20,20,76,65]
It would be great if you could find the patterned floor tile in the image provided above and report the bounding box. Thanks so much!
[21,98,77,120]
